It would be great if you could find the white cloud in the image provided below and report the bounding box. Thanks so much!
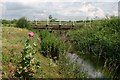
[78,3,105,18]
[106,10,118,16]
[1,0,119,3]
[113,11,118,16]
[54,2,105,19]
[1,1,118,20]
[0,2,6,18]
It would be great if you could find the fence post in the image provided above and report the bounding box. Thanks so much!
[35,17,37,25]
[59,20,61,28]
[72,21,74,28]
[46,18,49,27]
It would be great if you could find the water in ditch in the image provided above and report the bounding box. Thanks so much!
[66,52,104,78]
[55,30,104,78]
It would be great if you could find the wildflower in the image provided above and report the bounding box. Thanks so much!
[28,32,34,37]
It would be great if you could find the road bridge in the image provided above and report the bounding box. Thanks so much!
[32,24,82,30]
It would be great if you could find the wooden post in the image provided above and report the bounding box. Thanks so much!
[83,20,84,26]
[46,18,49,27]
[90,18,92,27]
[73,21,75,25]
[72,21,74,27]
[59,19,61,28]
[35,17,37,25]
[34,16,37,25]
[85,19,86,27]
[59,20,61,25]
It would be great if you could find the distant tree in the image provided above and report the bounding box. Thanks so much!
[11,19,17,24]
[2,19,10,24]
[49,15,52,20]
[16,17,31,29]
[48,15,57,22]
[2,19,11,26]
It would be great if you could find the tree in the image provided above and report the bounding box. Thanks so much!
[11,19,17,24]
[2,19,10,26]
[48,15,57,22]
[49,15,52,20]
[16,17,31,29]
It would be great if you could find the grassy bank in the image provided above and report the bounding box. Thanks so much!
[68,17,120,78]
[2,27,88,78]
[2,27,62,78]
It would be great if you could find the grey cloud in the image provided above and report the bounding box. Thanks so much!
[4,2,33,10]
[1,2,118,20]
[88,8,98,12]
[2,2,45,19]
[1,2,88,19]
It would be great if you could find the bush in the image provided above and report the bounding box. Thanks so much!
[16,17,31,29]
[68,17,120,78]
[39,30,64,60]
[15,37,40,78]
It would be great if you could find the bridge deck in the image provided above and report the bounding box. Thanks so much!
[32,24,81,30]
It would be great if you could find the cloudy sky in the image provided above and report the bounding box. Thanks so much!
[0,0,119,20]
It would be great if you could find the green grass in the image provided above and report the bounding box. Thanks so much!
[68,17,120,78]
[2,27,62,78]
[2,26,89,78]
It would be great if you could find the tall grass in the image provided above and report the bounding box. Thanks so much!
[38,30,65,60]
[37,30,88,78]
[68,16,120,78]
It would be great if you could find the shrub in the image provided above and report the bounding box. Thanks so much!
[68,17,120,78]
[16,17,31,29]
[15,35,40,79]
[39,30,64,60]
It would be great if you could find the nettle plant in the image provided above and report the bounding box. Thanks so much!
[15,32,40,78]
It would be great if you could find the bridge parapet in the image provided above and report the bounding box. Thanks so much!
[32,24,81,30]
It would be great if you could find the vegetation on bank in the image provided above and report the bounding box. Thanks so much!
[39,30,64,60]
[2,16,120,78]
[16,17,31,29]
[38,30,88,78]
[2,27,87,78]
[68,17,120,78]
[2,27,63,78]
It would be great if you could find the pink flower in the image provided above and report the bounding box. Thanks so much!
[28,32,34,37]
